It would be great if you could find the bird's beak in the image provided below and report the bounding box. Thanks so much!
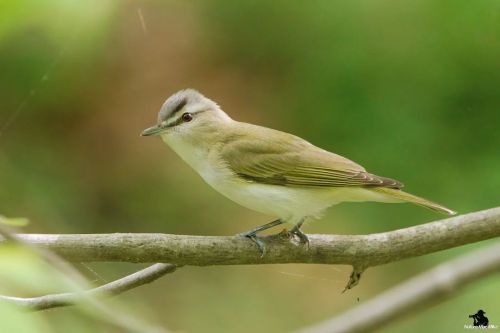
[141,125,165,137]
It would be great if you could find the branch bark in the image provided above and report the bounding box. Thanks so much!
[3,207,498,269]
[299,242,500,333]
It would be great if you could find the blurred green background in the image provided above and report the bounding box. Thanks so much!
[1,0,499,332]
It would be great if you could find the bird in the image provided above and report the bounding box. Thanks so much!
[142,89,456,255]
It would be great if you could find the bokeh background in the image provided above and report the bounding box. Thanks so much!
[1,0,499,332]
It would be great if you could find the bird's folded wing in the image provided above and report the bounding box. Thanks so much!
[221,137,402,189]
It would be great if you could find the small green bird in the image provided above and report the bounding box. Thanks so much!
[142,89,456,255]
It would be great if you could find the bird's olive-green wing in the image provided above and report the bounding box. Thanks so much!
[220,130,402,189]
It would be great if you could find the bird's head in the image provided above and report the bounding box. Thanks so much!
[141,89,231,140]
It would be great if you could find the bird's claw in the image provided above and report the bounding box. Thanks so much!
[290,228,310,249]
[238,232,267,257]
[237,218,308,257]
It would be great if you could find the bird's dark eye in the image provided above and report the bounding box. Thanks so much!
[182,112,193,122]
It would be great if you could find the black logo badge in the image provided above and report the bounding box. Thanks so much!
[469,310,489,327]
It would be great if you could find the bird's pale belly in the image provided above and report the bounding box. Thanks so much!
[202,171,399,222]
[211,181,399,221]
[209,178,334,221]
[197,165,318,220]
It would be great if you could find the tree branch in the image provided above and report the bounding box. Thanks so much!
[0,207,499,313]
[0,263,177,311]
[3,207,498,269]
[0,207,499,294]
[299,242,500,333]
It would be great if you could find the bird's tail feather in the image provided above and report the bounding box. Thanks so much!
[372,187,456,215]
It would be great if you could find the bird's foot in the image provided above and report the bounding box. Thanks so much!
[290,227,310,249]
[237,219,285,257]
[237,231,267,257]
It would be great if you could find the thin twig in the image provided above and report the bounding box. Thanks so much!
[299,242,500,333]
[0,263,177,311]
[0,225,172,331]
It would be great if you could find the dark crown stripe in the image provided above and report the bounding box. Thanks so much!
[172,98,188,115]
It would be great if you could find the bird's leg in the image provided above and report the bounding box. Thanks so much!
[290,218,309,248]
[238,219,285,257]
